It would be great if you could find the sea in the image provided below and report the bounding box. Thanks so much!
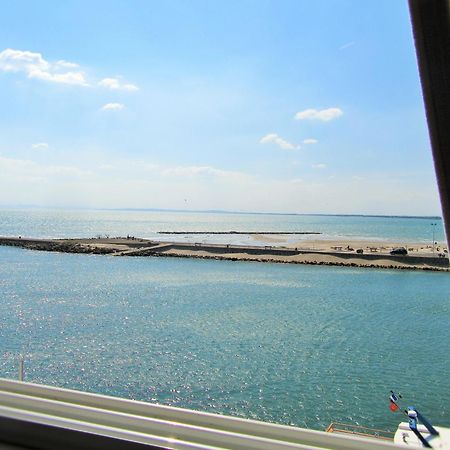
[0,208,449,432]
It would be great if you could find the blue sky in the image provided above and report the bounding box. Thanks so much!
[0,0,441,215]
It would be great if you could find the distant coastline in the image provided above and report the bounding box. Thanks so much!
[0,205,442,221]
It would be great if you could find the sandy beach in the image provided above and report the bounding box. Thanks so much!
[246,234,446,256]
[290,238,447,256]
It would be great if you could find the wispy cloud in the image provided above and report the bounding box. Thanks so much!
[303,138,318,145]
[260,133,300,150]
[339,41,355,51]
[31,142,49,149]
[294,108,343,122]
[101,102,125,111]
[98,77,139,91]
[93,160,242,180]
[161,165,243,178]
[0,48,88,86]
[312,163,327,169]
[0,156,91,180]
[98,164,115,171]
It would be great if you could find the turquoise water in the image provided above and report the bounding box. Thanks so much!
[1,245,449,431]
[0,208,446,244]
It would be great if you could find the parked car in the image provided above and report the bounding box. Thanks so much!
[390,247,408,256]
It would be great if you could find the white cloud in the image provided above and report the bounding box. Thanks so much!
[294,108,343,122]
[0,48,88,86]
[101,102,125,111]
[55,60,80,69]
[290,178,303,184]
[31,142,49,149]
[303,138,318,145]
[260,133,300,150]
[312,163,327,169]
[99,77,139,91]
[0,48,48,73]
[0,49,138,91]
[29,70,87,85]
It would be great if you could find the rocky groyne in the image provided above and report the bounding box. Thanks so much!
[158,231,321,235]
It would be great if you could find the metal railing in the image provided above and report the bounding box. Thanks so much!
[326,422,395,441]
[0,378,410,450]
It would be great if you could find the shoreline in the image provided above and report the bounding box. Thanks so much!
[0,236,448,272]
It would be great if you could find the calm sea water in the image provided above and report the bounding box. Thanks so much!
[1,243,449,431]
[0,208,446,245]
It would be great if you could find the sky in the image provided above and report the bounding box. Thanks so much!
[0,0,442,216]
